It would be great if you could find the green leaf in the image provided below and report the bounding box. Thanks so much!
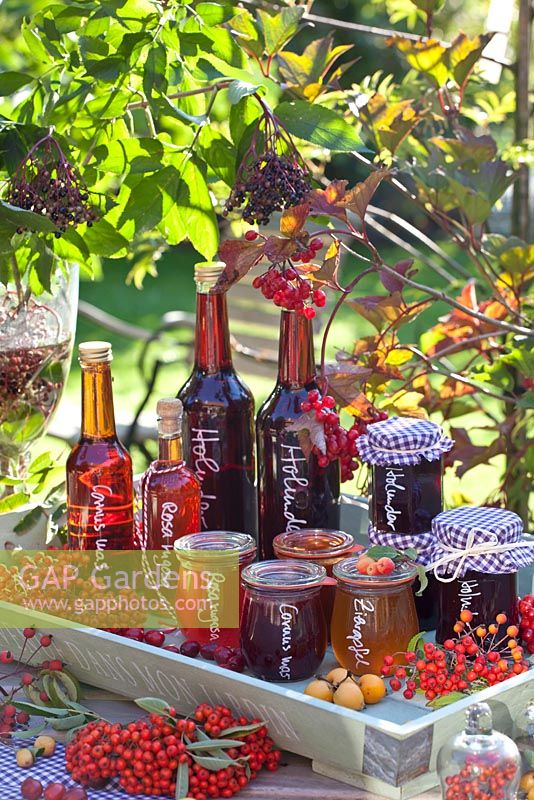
[229,95,261,147]
[410,0,445,13]
[198,128,236,186]
[93,138,164,175]
[12,723,48,739]
[221,721,264,738]
[175,759,189,799]
[51,713,88,731]
[119,166,180,236]
[428,691,467,709]
[276,101,363,152]
[365,545,399,560]
[207,27,246,68]
[191,753,242,770]
[0,492,30,513]
[406,631,426,654]
[13,506,44,534]
[414,564,429,596]
[84,218,129,258]
[185,738,249,751]
[134,697,170,715]
[175,158,218,259]
[196,2,236,24]
[0,199,57,233]
[257,6,303,56]
[143,44,168,101]
[12,702,70,719]
[0,72,34,96]
[228,9,264,58]
[227,80,260,105]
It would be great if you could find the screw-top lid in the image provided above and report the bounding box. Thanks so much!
[357,416,454,466]
[194,261,226,292]
[79,341,112,364]
[157,397,183,436]
[465,702,493,735]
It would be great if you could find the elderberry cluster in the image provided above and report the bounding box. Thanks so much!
[223,152,311,225]
[6,136,97,236]
[301,390,388,482]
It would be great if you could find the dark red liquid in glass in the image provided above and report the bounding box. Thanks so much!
[371,460,443,536]
[436,570,518,643]
[257,311,340,560]
[178,291,256,535]
[241,588,327,681]
[67,361,134,550]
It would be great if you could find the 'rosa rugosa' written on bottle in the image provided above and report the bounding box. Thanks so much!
[138,398,201,551]
[67,341,134,550]
[257,310,340,560]
[178,262,256,535]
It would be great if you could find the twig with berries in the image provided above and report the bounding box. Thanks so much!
[381,610,531,706]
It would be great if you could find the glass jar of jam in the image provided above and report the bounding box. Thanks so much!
[331,554,419,676]
[174,530,256,648]
[273,529,358,633]
[358,416,453,537]
[430,507,533,643]
[240,560,328,682]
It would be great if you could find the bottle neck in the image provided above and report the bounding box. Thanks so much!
[277,310,316,387]
[158,435,183,462]
[194,290,232,372]
[81,363,117,439]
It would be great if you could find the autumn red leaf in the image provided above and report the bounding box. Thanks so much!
[379,258,415,293]
[217,238,265,289]
[324,364,373,415]
[337,170,389,220]
[311,239,341,288]
[280,202,309,236]
[306,179,349,220]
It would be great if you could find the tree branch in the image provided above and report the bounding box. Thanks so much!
[127,81,232,110]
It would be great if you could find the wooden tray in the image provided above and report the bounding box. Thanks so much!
[0,499,532,799]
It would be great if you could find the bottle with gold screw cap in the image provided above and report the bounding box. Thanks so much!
[178,262,257,535]
[138,397,201,549]
[67,341,134,550]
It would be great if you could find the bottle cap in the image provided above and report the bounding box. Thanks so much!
[157,397,183,436]
[194,261,226,292]
[465,702,492,735]
[79,341,112,364]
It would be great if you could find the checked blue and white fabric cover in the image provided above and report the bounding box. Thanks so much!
[428,505,534,578]
[357,416,454,466]
[368,524,435,566]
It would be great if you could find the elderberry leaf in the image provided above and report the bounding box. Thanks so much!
[196,2,237,25]
[0,199,57,233]
[0,72,34,96]
[0,492,30,513]
[174,158,218,260]
[143,43,168,101]
[227,80,260,106]
[258,6,304,56]
[83,218,129,258]
[276,101,363,152]
[118,165,180,237]
[198,127,236,186]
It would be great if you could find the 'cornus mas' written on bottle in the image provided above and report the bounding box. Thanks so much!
[178,262,256,534]
[138,398,201,550]
[256,309,340,559]
[67,342,134,550]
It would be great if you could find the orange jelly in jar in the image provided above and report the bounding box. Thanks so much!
[331,556,419,676]
[273,529,358,633]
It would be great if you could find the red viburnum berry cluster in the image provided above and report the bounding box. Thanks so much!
[518,594,534,654]
[66,703,281,799]
[300,389,388,482]
[443,758,519,800]
[382,610,530,703]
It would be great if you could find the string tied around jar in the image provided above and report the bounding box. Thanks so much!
[427,528,534,582]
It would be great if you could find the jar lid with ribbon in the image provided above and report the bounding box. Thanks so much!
[428,506,534,581]
[357,416,454,466]
[368,524,435,566]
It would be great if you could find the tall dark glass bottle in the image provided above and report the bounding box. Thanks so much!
[67,341,134,550]
[257,310,340,560]
[178,262,256,534]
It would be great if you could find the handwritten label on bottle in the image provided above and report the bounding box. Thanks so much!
[279,604,298,680]
[346,598,374,667]
[91,484,112,550]
[281,444,308,532]
[384,468,406,531]
[160,501,178,551]
[458,579,481,617]
[191,427,220,528]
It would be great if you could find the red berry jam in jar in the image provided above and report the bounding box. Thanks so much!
[331,555,419,676]
[240,560,328,682]
[174,530,256,648]
[358,416,453,537]
[273,529,358,633]
[429,507,533,643]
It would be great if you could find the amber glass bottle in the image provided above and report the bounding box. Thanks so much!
[139,398,201,549]
[67,341,134,550]
[257,310,340,560]
[178,262,256,535]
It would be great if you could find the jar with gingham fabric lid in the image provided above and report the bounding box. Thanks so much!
[358,416,454,538]
[428,506,534,643]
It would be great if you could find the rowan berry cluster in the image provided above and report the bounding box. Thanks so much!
[382,610,530,703]
[0,629,52,736]
[518,593,534,654]
[300,389,388,482]
[6,135,97,235]
[65,702,281,798]
[443,757,519,800]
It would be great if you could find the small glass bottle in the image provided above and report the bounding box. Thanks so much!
[139,398,201,550]
[437,702,521,800]
[331,554,419,676]
[241,560,328,682]
[67,341,134,550]
[273,528,358,633]
[178,262,256,535]
[174,530,256,648]
[256,309,340,560]
[431,507,531,643]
